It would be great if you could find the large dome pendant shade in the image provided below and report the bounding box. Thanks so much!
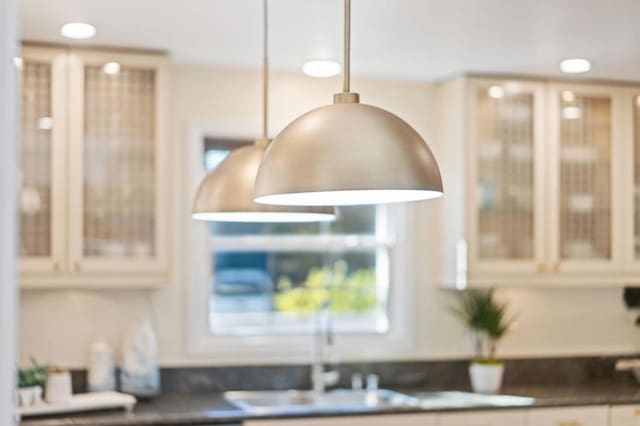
[191,0,335,222]
[192,141,334,222]
[254,0,443,207]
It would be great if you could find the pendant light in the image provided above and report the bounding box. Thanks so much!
[192,0,335,222]
[254,0,443,206]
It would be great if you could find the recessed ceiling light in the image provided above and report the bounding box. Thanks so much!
[302,60,341,78]
[61,22,96,40]
[487,86,505,99]
[102,62,121,75]
[560,58,591,74]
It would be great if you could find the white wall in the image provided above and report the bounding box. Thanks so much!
[19,64,640,368]
[1,0,18,421]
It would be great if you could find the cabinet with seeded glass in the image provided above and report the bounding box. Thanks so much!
[18,47,67,276]
[442,77,637,287]
[546,83,624,277]
[20,46,170,288]
[467,79,546,280]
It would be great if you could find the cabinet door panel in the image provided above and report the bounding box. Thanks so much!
[633,97,640,261]
[468,79,545,276]
[18,48,67,275]
[526,406,608,426]
[610,405,640,426]
[82,64,157,259]
[245,414,437,426]
[559,93,612,261]
[437,410,525,426]
[68,50,169,277]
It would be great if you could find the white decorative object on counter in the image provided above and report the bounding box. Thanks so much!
[120,320,160,397]
[88,340,116,392]
[17,386,42,407]
[469,362,504,394]
[45,369,72,404]
[19,391,135,418]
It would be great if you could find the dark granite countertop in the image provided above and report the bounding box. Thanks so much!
[19,383,640,426]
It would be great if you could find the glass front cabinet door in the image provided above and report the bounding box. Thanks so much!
[454,78,634,287]
[18,47,67,276]
[19,46,170,288]
[547,84,624,279]
[467,79,546,280]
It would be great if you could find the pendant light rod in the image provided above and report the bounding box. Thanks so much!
[261,0,269,141]
[342,0,351,93]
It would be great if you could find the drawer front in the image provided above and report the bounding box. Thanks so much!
[437,410,526,426]
[526,406,608,426]
[245,414,437,426]
[610,405,640,426]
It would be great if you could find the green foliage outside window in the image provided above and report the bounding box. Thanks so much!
[274,260,377,313]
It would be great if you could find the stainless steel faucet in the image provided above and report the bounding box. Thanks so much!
[311,301,339,393]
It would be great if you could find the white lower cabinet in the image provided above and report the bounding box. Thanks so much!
[610,405,640,426]
[526,406,609,426]
[244,406,630,426]
[245,414,437,426]
[437,410,526,426]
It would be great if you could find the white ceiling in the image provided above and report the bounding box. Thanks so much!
[19,0,640,82]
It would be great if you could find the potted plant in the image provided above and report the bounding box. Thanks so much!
[17,358,48,407]
[450,289,515,394]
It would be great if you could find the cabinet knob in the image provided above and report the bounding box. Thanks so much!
[536,263,544,273]
[553,262,560,272]
[74,262,81,271]
[53,261,60,272]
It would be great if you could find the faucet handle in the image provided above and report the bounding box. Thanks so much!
[616,359,640,371]
[324,370,340,387]
[366,374,379,391]
[351,373,363,390]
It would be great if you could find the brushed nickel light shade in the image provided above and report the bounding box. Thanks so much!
[192,142,334,222]
[254,95,443,206]
[254,0,443,206]
[191,0,335,222]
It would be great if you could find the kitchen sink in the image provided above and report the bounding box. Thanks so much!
[225,389,536,414]
[224,389,415,414]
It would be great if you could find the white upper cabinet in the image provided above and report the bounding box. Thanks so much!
[19,46,170,289]
[468,79,546,276]
[18,47,67,276]
[546,84,625,278]
[441,77,640,287]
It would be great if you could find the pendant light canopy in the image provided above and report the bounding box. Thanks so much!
[192,0,335,222]
[254,0,443,206]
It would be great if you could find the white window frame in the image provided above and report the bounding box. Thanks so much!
[185,126,418,363]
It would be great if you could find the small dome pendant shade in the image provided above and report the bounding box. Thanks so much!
[254,98,444,206]
[192,144,335,222]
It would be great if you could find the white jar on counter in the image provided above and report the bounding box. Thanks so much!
[45,369,72,404]
[88,340,116,392]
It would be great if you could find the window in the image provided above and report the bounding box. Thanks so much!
[187,133,415,360]
[202,138,393,336]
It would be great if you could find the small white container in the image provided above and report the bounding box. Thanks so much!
[45,371,72,404]
[18,386,42,407]
[469,362,504,394]
[88,340,116,392]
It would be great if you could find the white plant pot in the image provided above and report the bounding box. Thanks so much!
[18,386,42,407]
[469,362,504,394]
